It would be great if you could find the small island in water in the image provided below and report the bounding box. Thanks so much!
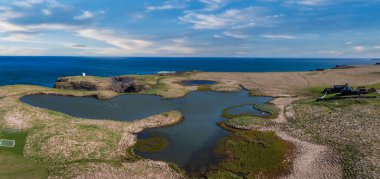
[1,64,379,178]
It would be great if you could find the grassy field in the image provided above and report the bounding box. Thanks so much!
[211,130,293,178]
[0,130,47,179]
[284,98,380,178]
[284,84,380,178]
[223,116,269,129]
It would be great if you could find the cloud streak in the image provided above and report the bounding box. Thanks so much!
[180,7,279,30]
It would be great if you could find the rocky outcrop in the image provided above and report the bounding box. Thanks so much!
[54,78,100,91]
[110,76,147,93]
[54,76,149,93]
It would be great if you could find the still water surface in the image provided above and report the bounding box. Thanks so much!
[21,91,271,172]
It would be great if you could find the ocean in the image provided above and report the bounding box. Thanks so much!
[0,56,374,87]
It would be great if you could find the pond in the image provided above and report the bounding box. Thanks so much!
[180,80,217,86]
[20,91,271,174]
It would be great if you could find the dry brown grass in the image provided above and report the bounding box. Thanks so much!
[284,99,380,178]
[193,65,380,97]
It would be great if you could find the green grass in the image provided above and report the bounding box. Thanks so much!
[223,116,268,129]
[212,130,292,178]
[304,86,329,97]
[168,163,186,176]
[366,82,380,89]
[312,98,377,109]
[252,103,279,118]
[222,103,279,119]
[0,152,48,179]
[197,85,212,91]
[135,137,169,153]
[144,78,170,95]
[0,130,48,179]
[0,130,28,155]
[78,124,100,130]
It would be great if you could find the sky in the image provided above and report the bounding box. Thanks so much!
[0,0,379,57]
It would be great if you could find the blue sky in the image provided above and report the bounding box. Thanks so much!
[0,0,379,57]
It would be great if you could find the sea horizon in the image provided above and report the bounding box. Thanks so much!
[0,56,375,87]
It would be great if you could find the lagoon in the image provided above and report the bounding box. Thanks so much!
[20,91,271,173]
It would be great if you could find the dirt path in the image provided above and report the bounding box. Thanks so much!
[261,97,342,179]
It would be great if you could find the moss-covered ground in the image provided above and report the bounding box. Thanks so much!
[211,130,292,178]
[135,137,169,153]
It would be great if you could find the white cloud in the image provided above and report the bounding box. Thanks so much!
[285,0,328,6]
[74,11,94,20]
[74,28,199,55]
[223,31,246,39]
[129,13,145,20]
[77,28,153,52]
[199,0,230,11]
[180,7,277,30]
[42,9,52,15]
[319,50,343,56]
[261,33,318,40]
[354,46,366,53]
[157,38,198,54]
[261,34,298,39]
[0,1,94,34]
[0,34,34,42]
[374,46,380,49]
[0,46,46,55]
[0,6,11,11]
[345,41,355,45]
[13,0,44,8]
[0,21,27,32]
[145,1,188,11]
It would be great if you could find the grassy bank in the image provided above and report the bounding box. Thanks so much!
[222,103,279,120]
[210,130,293,178]
[209,101,293,178]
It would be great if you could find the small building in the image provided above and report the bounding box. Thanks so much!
[340,85,359,96]
[323,84,348,94]
[323,84,376,96]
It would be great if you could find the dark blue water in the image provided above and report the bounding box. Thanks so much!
[0,56,373,87]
